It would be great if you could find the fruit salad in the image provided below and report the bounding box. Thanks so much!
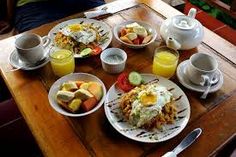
[119,22,153,45]
[56,80,103,113]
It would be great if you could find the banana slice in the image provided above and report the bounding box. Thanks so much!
[57,91,74,103]
[125,33,138,41]
[133,26,148,37]
[126,22,141,28]
[61,81,78,91]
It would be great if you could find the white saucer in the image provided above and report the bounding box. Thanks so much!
[176,60,224,93]
[9,49,50,70]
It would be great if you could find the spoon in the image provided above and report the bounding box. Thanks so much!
[200,74,218,99]
[162,128,202,157]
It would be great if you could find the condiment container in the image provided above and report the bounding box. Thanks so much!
[100,48,127,74]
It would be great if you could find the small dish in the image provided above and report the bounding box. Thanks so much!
[48,73,106,117]
[113,20,157,49]
[100,48,127,74]
[176,60,224,93]
[9,49,50,70]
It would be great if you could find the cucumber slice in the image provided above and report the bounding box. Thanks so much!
[128,72,142,86]
[80,48,92,57]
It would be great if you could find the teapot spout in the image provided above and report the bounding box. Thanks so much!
[166,37,181,50]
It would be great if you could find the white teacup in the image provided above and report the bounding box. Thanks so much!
[186,53,219,86]
[15,33,51,64]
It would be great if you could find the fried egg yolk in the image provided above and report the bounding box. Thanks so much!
[139,91,157,106]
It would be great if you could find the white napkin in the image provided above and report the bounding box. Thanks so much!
[84,7,110,19]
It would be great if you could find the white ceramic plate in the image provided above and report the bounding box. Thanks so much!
[113,20,157,49]
[48,73,106,117]
[104,74,190,143]
[48,18,112,58]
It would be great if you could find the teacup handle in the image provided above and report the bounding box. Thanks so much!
[42,36,51,48]
[200,75,209,86]
[200,73,218,86]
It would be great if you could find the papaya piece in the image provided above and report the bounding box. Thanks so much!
[87,82,103,101]
[81,97,98,112]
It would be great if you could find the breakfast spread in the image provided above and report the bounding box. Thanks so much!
[56,80,103,113]
[120,83,177,129]
[119,22,153,45]
[54,23,109,57]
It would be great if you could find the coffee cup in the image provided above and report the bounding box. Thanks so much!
[15,33,51,64]
[186,53,219,86]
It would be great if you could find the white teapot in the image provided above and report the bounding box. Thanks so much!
[160,8,204,50]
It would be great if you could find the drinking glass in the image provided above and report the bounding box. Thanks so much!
[152,46,179,79]
[50,49,75,77]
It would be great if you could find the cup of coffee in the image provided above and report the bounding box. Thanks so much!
[15,33,51,64]
[186,53,219,86]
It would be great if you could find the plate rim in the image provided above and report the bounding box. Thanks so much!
[104,73,190,143]
[48,18,113,58]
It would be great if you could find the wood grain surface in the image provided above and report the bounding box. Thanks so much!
[0,0,235,157]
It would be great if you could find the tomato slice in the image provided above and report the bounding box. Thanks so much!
[117,72,134,92]
[91,46,102,56]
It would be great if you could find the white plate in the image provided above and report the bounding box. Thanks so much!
[48,73,106,117]
[176,60,224,93]
[9,49,50,71]
[104,74,190,143]
[48,18,112,58]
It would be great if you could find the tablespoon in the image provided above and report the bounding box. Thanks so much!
[162,128,202,157]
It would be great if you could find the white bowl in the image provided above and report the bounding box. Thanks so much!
[113,20,157,49]
[100,48,127,74]
[48,73,106,117]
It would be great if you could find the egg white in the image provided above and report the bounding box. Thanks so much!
[129,84,173,127]
[61,25,96,45]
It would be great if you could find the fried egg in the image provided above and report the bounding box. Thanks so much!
[61,24,96,45]
[129,83,173,127]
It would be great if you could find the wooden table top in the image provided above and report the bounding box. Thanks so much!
[0,0,236,156]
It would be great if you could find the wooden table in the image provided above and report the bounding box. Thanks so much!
[0,0,236,156]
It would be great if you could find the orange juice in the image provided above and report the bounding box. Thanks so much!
[50,49,75,77]
[152,48,179,79]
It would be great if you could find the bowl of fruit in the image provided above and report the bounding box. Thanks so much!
[48,73,106,117]
[113,21,157,49]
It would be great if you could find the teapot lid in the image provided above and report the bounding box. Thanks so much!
[172,16,196,30]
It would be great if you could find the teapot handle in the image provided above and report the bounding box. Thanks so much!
[188,8,197,19]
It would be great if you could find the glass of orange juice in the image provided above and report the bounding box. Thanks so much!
[50,49,75,77]
[152,46,179,79]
